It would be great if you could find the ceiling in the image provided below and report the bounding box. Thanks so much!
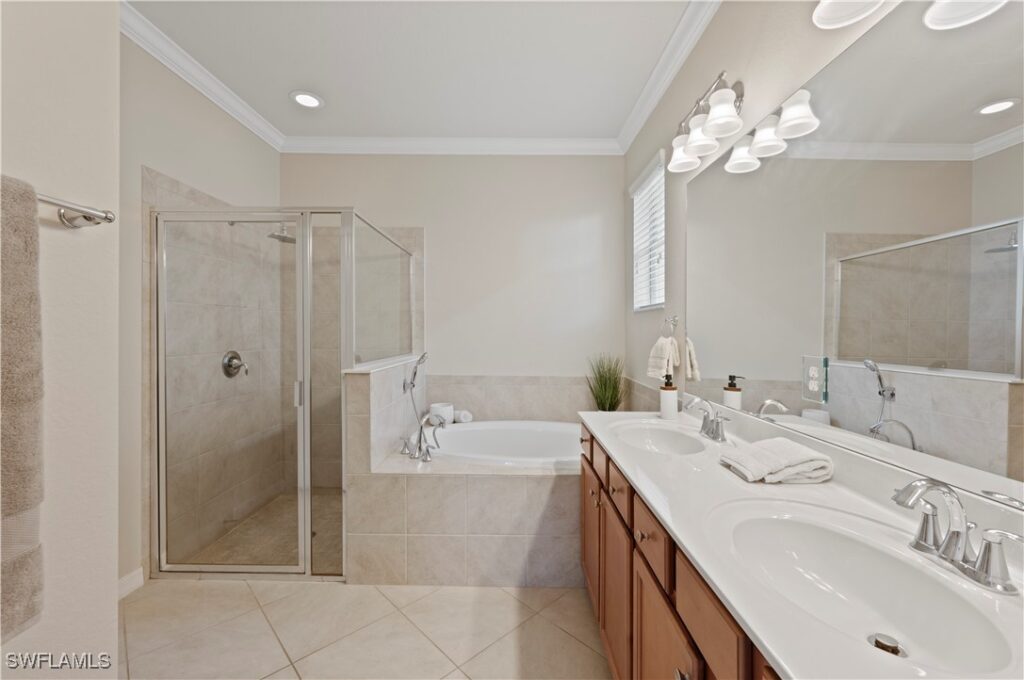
[796,0,1022,153]
[127,1,715,153]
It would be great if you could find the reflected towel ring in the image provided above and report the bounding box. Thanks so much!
[661,315,679,337]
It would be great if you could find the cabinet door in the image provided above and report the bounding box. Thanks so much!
[634,551,704,680]
[581,456,602,610]
[600,490,632,680]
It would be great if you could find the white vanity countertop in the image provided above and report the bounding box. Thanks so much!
[579,410,1024,680]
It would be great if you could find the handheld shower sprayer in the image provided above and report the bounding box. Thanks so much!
[863,359,894,401]
[404,352,428,393]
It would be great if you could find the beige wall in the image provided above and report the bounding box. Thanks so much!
[1,1,120,673]
[688,158,971,381]
[973,143,1024,226]
[623,0,896,389]
[280,154,625,377]
[119,38,280,579]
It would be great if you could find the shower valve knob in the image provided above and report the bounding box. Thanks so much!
[222,350,248,378]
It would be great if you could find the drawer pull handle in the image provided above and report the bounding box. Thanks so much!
[609,486,617,495]
[634,529,649,542]
[673,670,690,680]
[589,489,596,497]
[580,437,587,444]
[594,498,602,508]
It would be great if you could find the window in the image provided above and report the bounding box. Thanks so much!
[631,153,666,311]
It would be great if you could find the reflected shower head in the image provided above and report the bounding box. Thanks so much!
[985,232,1018,254]
[864,358,894,401]
[267,224,296,244]
[863,358,880,373]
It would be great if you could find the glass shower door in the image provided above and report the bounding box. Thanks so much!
[156,211,305,572]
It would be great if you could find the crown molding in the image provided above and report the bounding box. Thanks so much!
[616,0,721,153]
[786,126,1023,162]
[120,1,712,156]
[120,2,285,150]
[280,136,622,156]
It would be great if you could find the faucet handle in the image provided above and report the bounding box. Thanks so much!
[909,501,941,554]
[969,529,1024,594]
[963,522,979,564]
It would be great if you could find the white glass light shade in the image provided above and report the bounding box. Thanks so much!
[704,88,744,138]
[812,0,885,29]
[924,0,1008,30]
[683,115,720,157]
[724,136,761,174]
[667,135,700,173]
[749,115,788,158]
[776,90,820,139]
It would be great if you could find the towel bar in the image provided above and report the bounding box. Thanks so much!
[37,194,116,229]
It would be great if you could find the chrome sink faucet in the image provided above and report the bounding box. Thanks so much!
[756,399,789,420]
[893,477,1023,594]
[684,396,729,443]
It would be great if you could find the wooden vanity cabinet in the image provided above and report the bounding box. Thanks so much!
[600,489,633,680]
[581,455,602,610]
[579,423,771,680]
[634,552,704,680]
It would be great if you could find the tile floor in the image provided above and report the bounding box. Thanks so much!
[182,491,343,575]
[119,579,609,680]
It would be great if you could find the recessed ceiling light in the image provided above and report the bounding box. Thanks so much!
[924,0,1009,30]
[812,0,886,29]
[978,99,1019,115]
[291,90,323,108]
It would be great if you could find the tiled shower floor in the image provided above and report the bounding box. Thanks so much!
[119,580,610,679]
[184,490,343,575]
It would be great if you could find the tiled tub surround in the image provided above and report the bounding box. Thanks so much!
[343,360,583,586]
[827,362,1022,480]
[427,375,597,422]
[161,208,297,563]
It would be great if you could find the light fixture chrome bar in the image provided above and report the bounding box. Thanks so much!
[677,71,743,133]
[38,193,116,228]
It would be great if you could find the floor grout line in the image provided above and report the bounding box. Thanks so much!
[278,589,400,668]
[247,580,298,674]
[393,606,462,676]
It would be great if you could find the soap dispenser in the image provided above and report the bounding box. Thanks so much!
[660,374,679,420]
[722,375,745,410]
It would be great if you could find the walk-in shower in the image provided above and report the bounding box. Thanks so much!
[152,208,412,577]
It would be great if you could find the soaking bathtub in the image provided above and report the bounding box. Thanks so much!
[379,420,582,475]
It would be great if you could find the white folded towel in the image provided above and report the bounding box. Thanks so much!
[720,437,833,484]
[684,336,701,382]
[647,336,681,380]
[455,410,473,423]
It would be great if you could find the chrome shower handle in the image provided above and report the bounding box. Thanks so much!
[222,350,248,377]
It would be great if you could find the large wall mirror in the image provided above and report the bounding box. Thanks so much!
[685,1,1024,497]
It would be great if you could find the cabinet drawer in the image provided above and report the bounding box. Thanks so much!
[580,424,593,462]
[593,439,610,488]
[606,459,633,528]
[675,550,750,680]
[632,497,672,591]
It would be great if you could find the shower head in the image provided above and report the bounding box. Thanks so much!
[985,231,1018,254]
[863,358,880,373]
[267,224,296,244]
[416,352,428,365]
[864,358,894,401]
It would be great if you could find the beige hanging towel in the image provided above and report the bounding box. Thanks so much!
[1,175,44,640]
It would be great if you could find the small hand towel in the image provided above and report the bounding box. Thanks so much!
[684,336,701,382]
[646,336,681,380]
[720,437,833,484]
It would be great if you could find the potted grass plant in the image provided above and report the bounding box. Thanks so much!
[587,354,624,411]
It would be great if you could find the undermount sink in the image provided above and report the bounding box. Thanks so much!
[606,420,706,455]
[709,499,1017,677]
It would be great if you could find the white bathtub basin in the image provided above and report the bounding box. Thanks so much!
[423,420,580,471]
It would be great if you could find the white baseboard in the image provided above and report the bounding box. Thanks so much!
[118,568,144,599]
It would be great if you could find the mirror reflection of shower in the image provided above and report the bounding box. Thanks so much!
[985,230,1018,254]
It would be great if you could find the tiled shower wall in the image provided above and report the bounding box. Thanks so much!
[162,213,295,561]
[827,363,1022,480]
[427,376,597,422]
[343,360,582,586]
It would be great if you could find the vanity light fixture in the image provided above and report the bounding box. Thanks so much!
[924,0,1008,30]
[667,134,701,173]
[978,98,1019,115]
[749,115,788,157]
[683,114,720,157]
[291,90,323,108]
[666,71,745,173]
[704,87,745,138]
[812,0,886,29]
[724,135,761,174]
[776,89,821,139]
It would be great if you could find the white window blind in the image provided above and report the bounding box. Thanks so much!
[631,155,666,311]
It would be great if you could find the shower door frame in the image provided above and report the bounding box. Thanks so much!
[153,208,320,575]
